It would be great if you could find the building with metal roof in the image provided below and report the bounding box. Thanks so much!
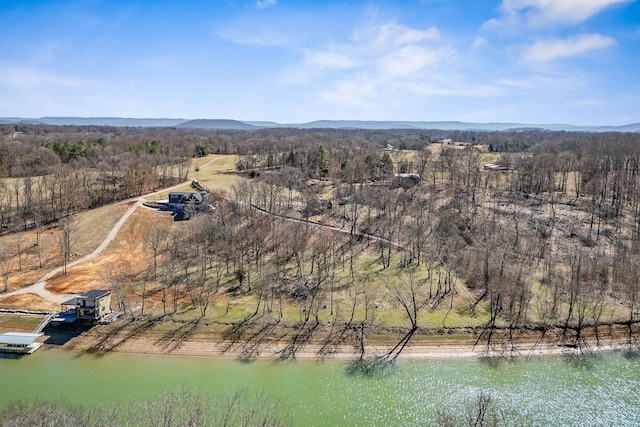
[53,289,112,324]
[0,332,44,354]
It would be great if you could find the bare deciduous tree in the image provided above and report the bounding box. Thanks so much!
[58,215,76,275]
[108,262,131,316]
[384,269,432,360]
[0,246,11,292]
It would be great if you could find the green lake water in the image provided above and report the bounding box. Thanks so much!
[1,348,639,425]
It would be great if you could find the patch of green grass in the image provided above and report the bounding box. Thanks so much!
[422,308,490,328]
[0,314,44,333]
[203,173,240,193]
[191,155,240,193]
[374,308,411,328]
[207,294,261,322]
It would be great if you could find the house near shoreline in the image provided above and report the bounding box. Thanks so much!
[0,290,114,354]
[54,289,113,324]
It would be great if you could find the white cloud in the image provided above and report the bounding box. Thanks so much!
[283,20,461,109]
[217,25,292,47]
[378,45,446,77]
[256,0,276,10]
[563,98,605,107]
[0,65,96,89]
[471,36,487,49]
[485,0,632,30]
[0,64,120,117]
[522,33,615,63]
[216,13,318,48]
[372,23,440,49]
[317,78,378,108]
[304,50,357,70]
[496,73,586,91]
[221,9,612,120]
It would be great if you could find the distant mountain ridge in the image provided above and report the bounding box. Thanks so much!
[176,119,259,130]
[1,117,639,132]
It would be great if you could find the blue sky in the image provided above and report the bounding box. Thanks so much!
[0,0,638,125]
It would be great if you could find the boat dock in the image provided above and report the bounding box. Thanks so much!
[0,309,56,354]
[0,332,44,354]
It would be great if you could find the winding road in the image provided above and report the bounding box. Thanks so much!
[0,199,143,304]
[0,157,224,305]
[0,155,403,306]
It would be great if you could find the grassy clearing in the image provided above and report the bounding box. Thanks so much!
[204,173,240,193]
[72,203,128,256]
[145,155,241,200]
[191,154,238,171]
[192,155,240,193]
[0,313,43,333]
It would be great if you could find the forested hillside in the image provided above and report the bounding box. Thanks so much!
[2,124,640,356]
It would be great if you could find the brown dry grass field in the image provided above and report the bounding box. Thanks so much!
[0,203,130,312]
[0,155,238,316]
[146,155,240,201]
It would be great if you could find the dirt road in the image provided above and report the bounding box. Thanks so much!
[0,156,227,305]
[0,199,143,304]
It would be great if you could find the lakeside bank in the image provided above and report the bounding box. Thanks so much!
[57,316,640,361]
[3,310,639,361]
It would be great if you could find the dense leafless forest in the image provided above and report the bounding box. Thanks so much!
[3,123,640,354]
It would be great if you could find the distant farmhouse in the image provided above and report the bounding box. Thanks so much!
[441,139,490,152]
[483,163,509,172]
